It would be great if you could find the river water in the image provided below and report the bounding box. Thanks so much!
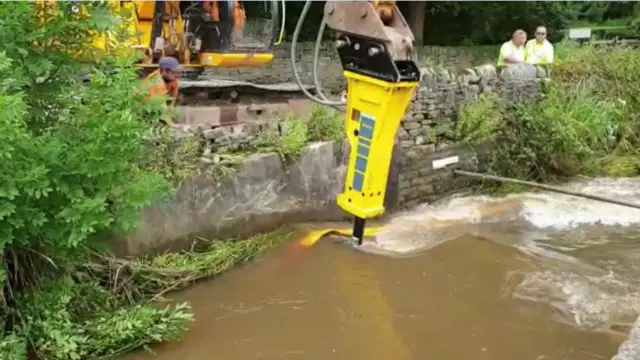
[123,177,640,360]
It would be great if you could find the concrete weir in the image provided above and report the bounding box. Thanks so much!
[117,141,361,256]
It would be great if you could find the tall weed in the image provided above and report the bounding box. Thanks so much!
[306,104,343,142]
[458,74,629,180]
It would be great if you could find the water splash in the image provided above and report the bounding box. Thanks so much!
[513,269,640,330]
[371,177,640,255]
[613,316,640,360]
[364,176,640,355]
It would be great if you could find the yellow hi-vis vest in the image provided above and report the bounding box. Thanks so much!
[525,39,554,65]
[497,41,525,67]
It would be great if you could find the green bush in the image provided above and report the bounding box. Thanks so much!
[0,2,197,358]
[455,93,503,143]
[15,278,192,360]
[140,126,204,186]
[0,1,170,263]
[258,115,309,159]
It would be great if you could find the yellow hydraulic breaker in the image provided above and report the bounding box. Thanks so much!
[324,1,421,245]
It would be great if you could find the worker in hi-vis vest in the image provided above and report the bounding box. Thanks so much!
[525,26,554,65]
[143,56,180,107]
[497,29,527,67]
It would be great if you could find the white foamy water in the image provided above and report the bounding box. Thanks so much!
[512,270,640,329]
[371,177,640,254]
[614,317,640,360]
[363,177,640,358]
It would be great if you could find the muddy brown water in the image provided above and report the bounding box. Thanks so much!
[123,177,640,360]
[123,237,620,360]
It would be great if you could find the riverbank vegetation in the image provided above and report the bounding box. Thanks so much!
[149,102,344,188]
[456,42,640,185]
[3,229,293,360]
[0,3,298,359]
[256,104,343,160]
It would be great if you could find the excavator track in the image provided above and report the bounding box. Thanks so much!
[178,69,310,105]
[174,69,316,129]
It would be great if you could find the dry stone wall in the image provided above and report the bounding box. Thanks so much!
[200,43,495,92]
[393,63,549,209]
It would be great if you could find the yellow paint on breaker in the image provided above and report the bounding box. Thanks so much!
[338,71,418,220]
[298,227,385,248]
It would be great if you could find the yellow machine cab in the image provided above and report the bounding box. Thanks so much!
[37,0,285,70]
[131,0,285,69]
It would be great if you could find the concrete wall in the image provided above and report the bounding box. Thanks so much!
[118,141,354,255]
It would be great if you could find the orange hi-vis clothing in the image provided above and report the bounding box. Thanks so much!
[204,0,220,21]
[142,70,179,105]
[204,0,245,30]
[143,70,167,98]
[232,0,246,30]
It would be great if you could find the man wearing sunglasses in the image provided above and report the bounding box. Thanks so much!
[525,26,554,65]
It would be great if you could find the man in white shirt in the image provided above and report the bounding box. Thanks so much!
[525,26,554,65]
[497,29,527,67]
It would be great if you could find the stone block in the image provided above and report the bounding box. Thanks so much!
[203,127,226,140]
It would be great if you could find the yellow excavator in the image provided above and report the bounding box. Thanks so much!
[86,0,285,70]
[38,0,286,106]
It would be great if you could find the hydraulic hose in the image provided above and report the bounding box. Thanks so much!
[312,19,337,103]
[274,0,286,46]
[312,19,345,110]
[312,19,329,102]
[290,0,343,108]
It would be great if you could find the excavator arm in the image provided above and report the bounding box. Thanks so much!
[298,1,421,245]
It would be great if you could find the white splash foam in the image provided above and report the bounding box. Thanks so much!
[374,177,640,254]
[512,177,640,228]
[613,316,640,360]
[513,269,640,329]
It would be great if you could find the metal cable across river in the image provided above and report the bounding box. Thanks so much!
[122,176,640,360]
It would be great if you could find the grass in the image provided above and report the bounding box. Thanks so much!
[253,103,344,161]
[305,104,343,142]
[84,228,297,302]
[5,228,297,360]
[257,115,309,160]
[145,103,346,189]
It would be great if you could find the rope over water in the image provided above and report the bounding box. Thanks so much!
[454,170,640,211]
